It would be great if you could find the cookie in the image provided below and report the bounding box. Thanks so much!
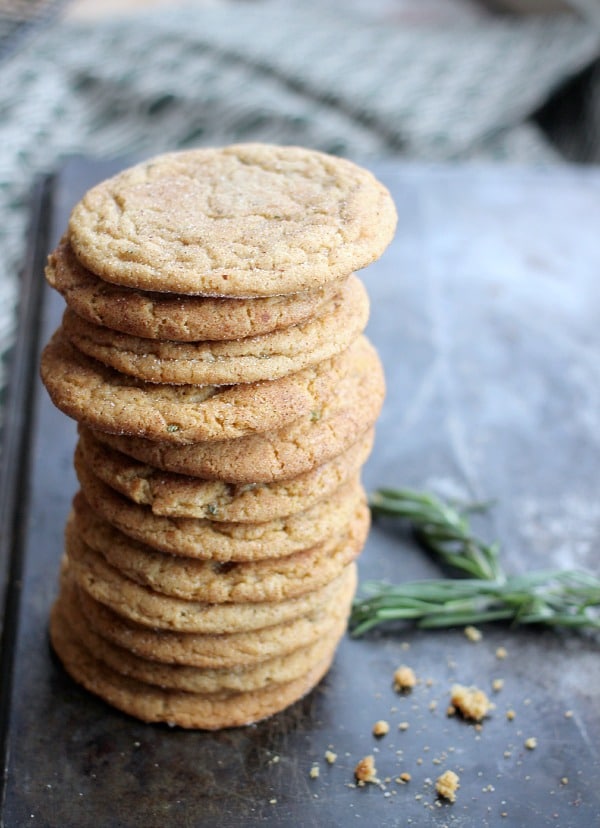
[50,603,336,729]
[67,537,357,633]
[86,335,384,482]
[74,461,365,561]
[76,426,373,521]
[56,578,347,695]
[74,567,357,669]
[69,496,369,602]
[60,274,369,385]
[68,144,397,297]
[46,237,344,341]
[40,331,367,444]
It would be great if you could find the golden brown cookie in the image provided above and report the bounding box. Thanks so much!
[50,602,337,728]
[46,237,344,341]
[69,496,369,602]
[76,427,373,521]
[67,535,357,633]
[40,331,367,444]
[56,578,347,695]
[86,335,384,482]
[60,274,369,385]
[74,567,357,669]
[68,144,397,297]
[74,460,365,561]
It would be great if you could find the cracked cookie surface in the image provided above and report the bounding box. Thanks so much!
[76,427,373,522]
[73,566,356,669]
[68,144,397,297]
[41,332,367,443]
[69,495,369,603]
[61,274,368,385]
[87,335,384,481]
[46,237,344,341]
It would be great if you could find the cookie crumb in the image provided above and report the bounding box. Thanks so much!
[398,721,410,731]
[524,737,537,750]
[435,770,460,803]
[464,625,482,642]
[397,772,412,784]
[325,750,337,765]
[355,755,378,784]
[492,678,504,692]
[496,646,507,660]
[506,709,516,721]
[393,665,417,692]
[310,765,320,779]
[373,720,390,737]
[450,684,493,722]
[560,777,568,785]
[564,710,573,719]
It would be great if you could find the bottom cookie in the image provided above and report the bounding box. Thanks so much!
[49,603,336,729]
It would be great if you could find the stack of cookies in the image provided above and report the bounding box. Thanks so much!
[41,144,397,729]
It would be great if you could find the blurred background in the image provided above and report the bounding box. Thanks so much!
[1,0,599,399]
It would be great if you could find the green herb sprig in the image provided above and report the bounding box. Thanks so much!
[350,488,600,637]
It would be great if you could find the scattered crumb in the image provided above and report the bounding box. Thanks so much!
[373,720,390,737]
[270,755,280,764]
[429,700,438,711]
[398,722,410,731]
[309,765,320,779]
[496,647,508,660]
[524,737,537,750]
[564,710,573,719]
[504,751,512,758]
[354,755,378,785]
[446,705,456,717]
[435,770,460,803]
[561,777,568,785]
[492,678,504,693]
[397,772,412,783]
[393,665,417,692]
[416,758,423,766]
[269,799,277,805]
[464,625,482,642]
[506,709,516,721]
[325,750,337,765]
[450,684,493,722]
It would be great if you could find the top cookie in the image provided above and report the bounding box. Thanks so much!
[68,144,397,297]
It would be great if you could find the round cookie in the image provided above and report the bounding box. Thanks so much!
[74,460,365,561]
[74,568,357,669]
[50,605,337,729]
[41,331,366,444]
[69,496,369,602]
[60,275,369,385]
[67,537,357,633]
[76,427,373,521]
[56,580,347,695]
[68,144,397,297]
[87,335,385,481]
[46,237,344,341]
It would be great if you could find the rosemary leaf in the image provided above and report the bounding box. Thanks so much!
[350,488,600,636]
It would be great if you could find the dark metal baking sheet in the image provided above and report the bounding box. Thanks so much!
[1,158,599,828]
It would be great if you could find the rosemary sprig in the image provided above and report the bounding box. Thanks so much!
[350,488,600,637]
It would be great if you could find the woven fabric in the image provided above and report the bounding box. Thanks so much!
[0,0,598,400]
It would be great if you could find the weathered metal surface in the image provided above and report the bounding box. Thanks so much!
[1,159,599,827]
